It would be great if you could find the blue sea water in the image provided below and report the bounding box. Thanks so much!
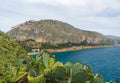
[52,46,120,82]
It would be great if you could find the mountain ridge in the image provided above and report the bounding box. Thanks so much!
[8,19,115,52]
[106,35,120,44]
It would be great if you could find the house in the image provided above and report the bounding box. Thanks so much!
[32,49,40,53]
[28,49,40,56]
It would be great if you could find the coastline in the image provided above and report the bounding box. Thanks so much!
[41,45,112,53]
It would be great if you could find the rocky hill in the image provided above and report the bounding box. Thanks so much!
[8,20,114,51]
[106,35,120,44]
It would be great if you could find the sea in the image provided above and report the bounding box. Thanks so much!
[52,45,120,82]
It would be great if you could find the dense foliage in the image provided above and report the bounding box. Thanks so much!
[0,31,26,82]
[0,51,105,83]
[0,31,26,56]
[18,39,114,52]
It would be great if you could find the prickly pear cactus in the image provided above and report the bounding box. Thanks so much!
[92,73,104,83]
[63,62,73,77]
[45,67,66,83]
[71,71,87,83]
[48,57,55,68]
[72,62,82,76]
[42,52,50,68]
[83,64,92,73]
[29,69,37,77]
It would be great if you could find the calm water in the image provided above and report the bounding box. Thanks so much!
[52,46,120,81]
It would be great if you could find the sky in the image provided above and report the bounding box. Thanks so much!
[0,0,120,36]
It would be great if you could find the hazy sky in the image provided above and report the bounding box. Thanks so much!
[0,0,120,36]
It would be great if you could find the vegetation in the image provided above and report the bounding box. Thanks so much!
[0,31,26,56]
[0,30,116,83]
[0,31,26,82]
[18,39,114,52]
[0,51,104,83]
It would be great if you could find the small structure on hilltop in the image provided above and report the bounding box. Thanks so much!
[29,20,36,23]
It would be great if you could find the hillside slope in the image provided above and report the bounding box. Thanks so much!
[8,20,114,51]
[106,35,120,44]
[0,30,26,56]
[0,31,26,80]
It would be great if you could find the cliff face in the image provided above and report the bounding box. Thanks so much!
[8,20,114,51]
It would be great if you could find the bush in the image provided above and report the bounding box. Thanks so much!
[0,52,104,83]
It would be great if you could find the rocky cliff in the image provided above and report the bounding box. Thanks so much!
[8,19,114,51]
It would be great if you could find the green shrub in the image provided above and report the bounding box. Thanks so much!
[0,50,104,83]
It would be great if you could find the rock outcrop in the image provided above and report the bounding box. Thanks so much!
[8,19,114,51]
